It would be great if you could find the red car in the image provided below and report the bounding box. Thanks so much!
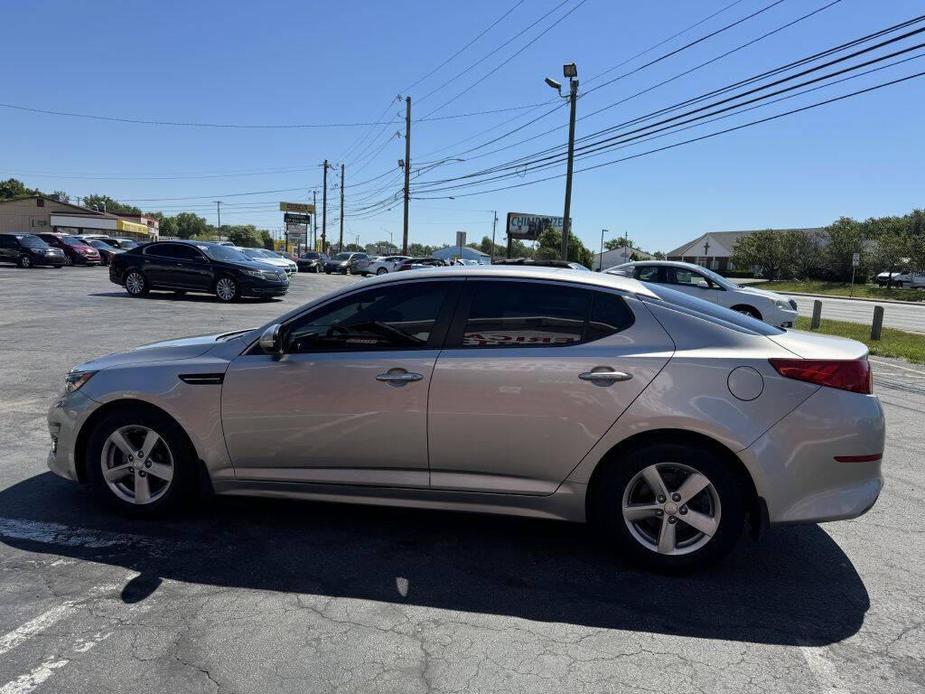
[37,233,101,266]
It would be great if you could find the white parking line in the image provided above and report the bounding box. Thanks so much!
[0,602,77,658]
[0,633,111,694]
[800,646,851,694]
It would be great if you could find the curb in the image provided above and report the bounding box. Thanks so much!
[782,290,925,308]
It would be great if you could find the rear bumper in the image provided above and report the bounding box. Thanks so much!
[740,386,885,525]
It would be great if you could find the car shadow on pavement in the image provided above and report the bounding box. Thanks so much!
[89,291,281,304]
[0,473,869,647]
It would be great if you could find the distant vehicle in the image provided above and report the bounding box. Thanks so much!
[237,247,297,277]
[87,239,123,266]
[297,251,328,273]
[876,270,925,288]
[395,257,448,272]
[109,241,289,302]
[0,233,66,268]
[352,255,380,275]
[607,261,798,328]
[323,252,368,274]
[36,233,101,266]
[365,255,410,275]
[75,235,138,250]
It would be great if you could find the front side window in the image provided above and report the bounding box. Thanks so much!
[635,265,661,282]
[285,282,454,353]
[18,235,47,249]
[667,267,713,288]
[461,282,589,347]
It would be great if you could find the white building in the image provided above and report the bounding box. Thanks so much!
[594,244,654,271]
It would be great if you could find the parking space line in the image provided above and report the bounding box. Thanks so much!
[0,633,111,694]
[0,602,77,658]
[869,358,925,376]
[799,646,851,694]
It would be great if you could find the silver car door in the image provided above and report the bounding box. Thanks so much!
[427,279,672,495]
[221,279,461,487]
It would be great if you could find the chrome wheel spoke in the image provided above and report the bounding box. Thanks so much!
[134,473,151,504]
[676,472,710,504]
[657,517,676,554]
[103,463,132,482]
[146,461,173,482]
[681,509,718,537]
[623,504,661,521]
[641,464,668,498]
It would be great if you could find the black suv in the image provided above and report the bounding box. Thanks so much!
[297,251,328,273]
[109,241,289,302]
[0,234,66,268]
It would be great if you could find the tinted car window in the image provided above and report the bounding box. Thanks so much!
[667,267,713,288]
[286,282,453,353]
[18,235,47,249]
[462,282,588,347]
[586,292,635,341]
[0,235,14,248]
[635,265,661,282]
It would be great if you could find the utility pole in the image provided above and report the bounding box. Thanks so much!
[339,163,345,252]
[322,160,329,252]
[402,95,411,255]
[599,229,609,271]
[214,201,222,241]
[561,75,578,261]
[312,190,318,251]
[490,211,498,264]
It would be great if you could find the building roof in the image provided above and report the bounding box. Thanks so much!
[431,245,490,259]
[0,195,112,217]
[667,228,824,257]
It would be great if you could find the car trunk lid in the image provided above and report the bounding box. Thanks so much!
[767,329,869,360]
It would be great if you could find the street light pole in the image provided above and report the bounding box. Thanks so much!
[312,190,317,250]
[599,228,609,271]
[490,211,498,264]
[214,201,222,241]
[545,64,579,262]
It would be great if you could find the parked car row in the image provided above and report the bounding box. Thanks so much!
[0,232,142,268]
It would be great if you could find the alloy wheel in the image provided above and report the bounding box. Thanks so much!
[100,425,174,505]
[20,255,31,268]
[125,272,145,295]
[621,463,721,556]
[216,277,237,301]
[377,268,387,275]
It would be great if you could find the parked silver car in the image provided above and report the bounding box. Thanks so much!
[47,266,884,570]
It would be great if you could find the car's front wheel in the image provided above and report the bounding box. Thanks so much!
[17,254,32,268]
[124,270,148,297]
[215,275,239,302]
[86,410,196,516]
[591,442,745,571]
[376,267,387,275]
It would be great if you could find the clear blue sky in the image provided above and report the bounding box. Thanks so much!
[2,0,924,253]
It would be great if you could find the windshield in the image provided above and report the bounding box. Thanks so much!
[19,235,47,249]
[62,236,88,247]
[301,252,319,259]
[91,240,116,250]
[201,244,248,262]
[697,266,738,288]
[334,253,351,260]
[644,283,784,335]
[118,240,138,249]
[242,248,269,258]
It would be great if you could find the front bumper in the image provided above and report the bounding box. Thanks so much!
[47,389,99,482]
[32,253,66,267]
[244,282,289,297]
[740,385,885,525]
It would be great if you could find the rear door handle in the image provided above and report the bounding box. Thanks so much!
[578,369,633,384]
[376,369,423,385]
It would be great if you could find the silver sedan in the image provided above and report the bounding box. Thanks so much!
[47,266,884,571]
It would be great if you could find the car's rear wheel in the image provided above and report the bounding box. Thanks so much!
[18,255,32,268]
[376,267,387,275]
[591,442,745,571]
[86,410,196,517]
[125,271,148,297]
[64,255,73,266]
[215,275,239,302]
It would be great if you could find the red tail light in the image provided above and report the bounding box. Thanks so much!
[769,358,872,394]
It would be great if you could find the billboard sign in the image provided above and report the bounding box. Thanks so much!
[279,201,315,214]
[506,212,569,241]
[284,212,311,225]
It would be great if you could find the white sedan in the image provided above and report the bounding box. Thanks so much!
[237,247,297,278]
[365,255,411,275]
[607,261,798,328]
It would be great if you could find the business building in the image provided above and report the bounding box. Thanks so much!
[667,227,823,273]
[0,196,156,240]
[594,244,655,271]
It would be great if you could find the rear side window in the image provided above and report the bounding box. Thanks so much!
[457,281,634,348]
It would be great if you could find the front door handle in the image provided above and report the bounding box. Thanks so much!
[578,369,633,384]
[376,369,423,385]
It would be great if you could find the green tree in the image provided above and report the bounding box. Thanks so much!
[49,191,70,203]
[652,250,666,260]
[535,228,593,267]
[731,230,791,280]
[81,194,142,215]
[822,217,865,282]
[782,229,822,280]
[259,230,274,250]
[408,243,435,257]
[173,212,211,239]
[0,178,41,200]
[224,225,261,247]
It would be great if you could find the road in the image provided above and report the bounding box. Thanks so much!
[0,267,923,694]
[783,293,925,334]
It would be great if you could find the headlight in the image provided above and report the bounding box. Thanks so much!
[244,269,277,280]
[65,370,96,393]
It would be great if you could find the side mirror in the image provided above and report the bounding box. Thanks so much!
[259,323,284,356]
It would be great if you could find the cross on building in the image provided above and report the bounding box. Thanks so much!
[703,240,711,256]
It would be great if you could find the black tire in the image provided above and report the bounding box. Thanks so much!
[214,275,239,302]
[376,268,388,275]
[895,282,905,289]
[731,305,761,320]
[590,442,745,572]
[64,255,73,266]
[124,270,149,297]
[17,255,32,268]
[85,408,197,517]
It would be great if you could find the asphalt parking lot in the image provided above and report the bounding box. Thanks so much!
[0,266,923,694]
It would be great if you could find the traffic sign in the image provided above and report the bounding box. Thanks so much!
[852,252,860,267]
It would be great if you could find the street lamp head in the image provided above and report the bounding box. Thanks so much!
[563,62,578,78]
[544,77,562,92]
